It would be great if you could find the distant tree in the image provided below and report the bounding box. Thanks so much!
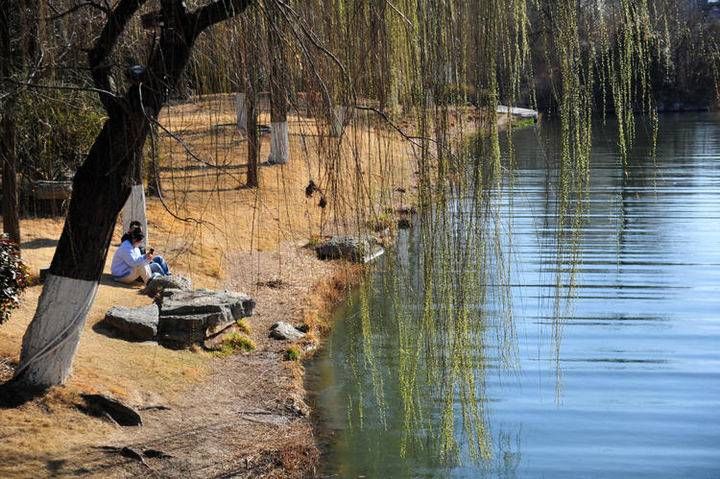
[0,1,31,245]
[266,0,290,165]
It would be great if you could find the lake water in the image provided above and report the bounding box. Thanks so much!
[307,114,720,478]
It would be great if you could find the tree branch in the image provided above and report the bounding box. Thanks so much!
[190,0,254,37]
[87,0,148,113]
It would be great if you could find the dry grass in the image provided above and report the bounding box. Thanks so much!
[146,95,424,285]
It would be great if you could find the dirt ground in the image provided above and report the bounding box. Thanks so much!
[0,95,493,478]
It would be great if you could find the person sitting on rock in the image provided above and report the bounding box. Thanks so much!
[111,229,156,284]
[121,219,170,276]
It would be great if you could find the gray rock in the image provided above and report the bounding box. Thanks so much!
[158,312,228,348]
[156,289,255,348]
[143,275,192,297]
[80,394,142,426]
[103,304,159,341]
[315,235,384,263]
[285,394,310,417]
[269,321,306,341]
[160,289,255,321]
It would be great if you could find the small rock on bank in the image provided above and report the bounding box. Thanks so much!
[269,322,306,341]
[315,235,384,263]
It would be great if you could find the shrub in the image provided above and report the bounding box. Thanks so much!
[15,90,104,181]
[284,346,301,361]
[0,235,29,324]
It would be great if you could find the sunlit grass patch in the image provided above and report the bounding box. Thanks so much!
[284,346,302,361]
[215,332,256,357]
[236,319,251,334]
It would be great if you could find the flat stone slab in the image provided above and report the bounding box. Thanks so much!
[159,289,255,321]
[269,322,306,341]
[315,235,384,263]
[103,304,159,341]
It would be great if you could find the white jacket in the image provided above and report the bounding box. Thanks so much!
[111,240,149,278]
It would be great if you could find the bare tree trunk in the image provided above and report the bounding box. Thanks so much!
[245,15,260,188]
[235,92,247,134]
[121,150,148,246]
[246,86,259,188]
[14,0,254,388]
[266,4,290,165]
[1,117,20,244]
[0,3,20,244]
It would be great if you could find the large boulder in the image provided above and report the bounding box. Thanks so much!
[143,275,192,298]
[159,289,255,321]
[269,322,306,341]
[103,304,159,341]
[315,235,384,263]
[157,289,256,348]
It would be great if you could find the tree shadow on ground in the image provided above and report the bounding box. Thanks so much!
[21,238,58,250]
[0,370,48,408]
[98,273,146,292]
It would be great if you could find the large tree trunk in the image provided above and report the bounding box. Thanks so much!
[15,113,149,386]
[13,0,254,388]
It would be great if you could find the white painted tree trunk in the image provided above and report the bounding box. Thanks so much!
[235,93,247,134]
[15,274,99,387]
[120,183,148,247]
[267,121,290,165]
[331,105,348,137]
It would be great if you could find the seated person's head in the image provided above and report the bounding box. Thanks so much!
[130,229,144,246]
[129,220,142,232]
